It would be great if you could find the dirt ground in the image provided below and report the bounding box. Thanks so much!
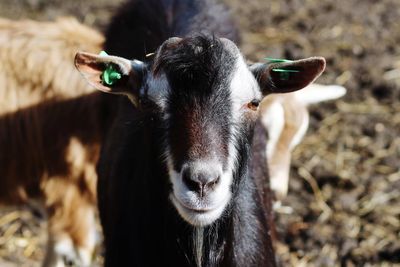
[0,0,399,266]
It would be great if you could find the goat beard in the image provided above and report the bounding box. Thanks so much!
[193,227,204,267]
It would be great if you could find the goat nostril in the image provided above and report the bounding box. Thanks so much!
[205,176,220,190]
[182,169,201,192]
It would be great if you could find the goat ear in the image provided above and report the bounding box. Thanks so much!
[74,51,145,104]
[250,57,326,96]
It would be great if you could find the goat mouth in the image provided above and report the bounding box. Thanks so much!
[170,194,215,213]
[170,193,230,226]
[179,203,213,214]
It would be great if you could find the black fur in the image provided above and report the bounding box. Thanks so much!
[154,36,227,88]
[99,0,276,266]
[104,0,239,60]
[155,36,235,169]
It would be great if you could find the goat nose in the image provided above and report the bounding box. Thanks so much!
[181,165,221,197]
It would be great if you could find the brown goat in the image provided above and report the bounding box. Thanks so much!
[0,17,108,267]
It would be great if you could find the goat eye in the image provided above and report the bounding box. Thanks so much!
[247,100,260,111]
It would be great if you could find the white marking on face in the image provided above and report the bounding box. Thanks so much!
[168,158,232,226]
[230,54,262,117]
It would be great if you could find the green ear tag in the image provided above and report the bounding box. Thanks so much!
[265,57,300,80]
[265,57,293,63]
[100,51,122,86]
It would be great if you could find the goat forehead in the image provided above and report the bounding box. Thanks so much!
[146,36,259,109]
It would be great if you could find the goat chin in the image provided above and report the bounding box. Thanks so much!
[170,193,230,226]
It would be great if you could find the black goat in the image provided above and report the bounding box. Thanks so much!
[75,0,325,266]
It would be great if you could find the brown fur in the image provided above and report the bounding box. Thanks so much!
[0,17,107,266]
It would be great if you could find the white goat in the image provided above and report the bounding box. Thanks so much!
[260,84,346,199]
